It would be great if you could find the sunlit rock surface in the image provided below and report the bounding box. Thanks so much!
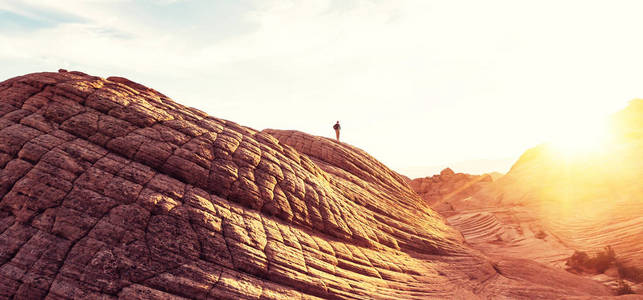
[488,100,642,265]
[0,71,615,299]
[424,100,643,294]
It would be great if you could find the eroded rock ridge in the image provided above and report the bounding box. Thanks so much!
[0,71,615,299]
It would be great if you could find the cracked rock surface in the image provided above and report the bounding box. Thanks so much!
[0,71,615,299]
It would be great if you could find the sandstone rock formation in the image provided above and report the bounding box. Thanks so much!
[425,100,643,295]
[408,168,492,208]
[0,71,616,299]
[488,101,643,266]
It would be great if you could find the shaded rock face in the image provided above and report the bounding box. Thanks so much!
[408,168,492,207]
[0,71,614,299]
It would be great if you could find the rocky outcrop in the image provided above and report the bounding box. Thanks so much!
[0,71,615,299]
[408,168,492,207]
[491,101,643,267]
[433,100,643,295]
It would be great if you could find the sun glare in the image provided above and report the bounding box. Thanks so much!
[547,118,610,157]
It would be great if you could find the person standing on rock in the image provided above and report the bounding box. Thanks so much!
[333,121,341,142]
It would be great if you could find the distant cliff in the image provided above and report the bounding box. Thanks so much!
[408,168,492,206]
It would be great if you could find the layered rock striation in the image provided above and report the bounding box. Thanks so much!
[0,71,614,299]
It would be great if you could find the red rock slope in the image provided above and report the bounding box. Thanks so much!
[0,71,614,299]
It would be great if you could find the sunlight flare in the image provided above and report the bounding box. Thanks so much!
[547,117,610,157]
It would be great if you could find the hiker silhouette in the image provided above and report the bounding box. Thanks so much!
[333,121,341,142]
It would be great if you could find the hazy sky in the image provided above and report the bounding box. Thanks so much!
[0,0,639,177]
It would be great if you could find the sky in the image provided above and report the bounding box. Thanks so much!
[0,0,640,178]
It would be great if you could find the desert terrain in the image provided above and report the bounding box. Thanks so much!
[0,71,639,299]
